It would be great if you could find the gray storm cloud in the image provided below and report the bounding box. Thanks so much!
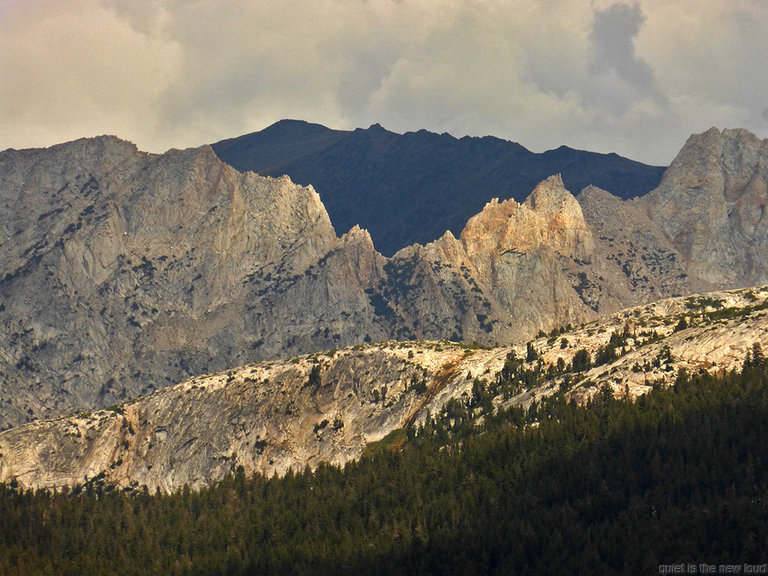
[589,3,657,93]
[582,2,667,122]
[0,0,766,165]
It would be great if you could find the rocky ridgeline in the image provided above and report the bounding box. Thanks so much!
[1,285,766,493]
[579,128,768,299]
[1,128,767,430]
[211,119,667,256]
[0,137,387,429]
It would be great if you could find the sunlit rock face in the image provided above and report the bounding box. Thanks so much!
[1,128,768,431]
[3,285,766,493]
[0,137,386,429]
[646,128,768,285]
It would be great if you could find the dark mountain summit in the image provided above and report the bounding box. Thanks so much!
[212,120,666,255]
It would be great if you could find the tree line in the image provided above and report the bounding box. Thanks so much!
[1,349,767,575]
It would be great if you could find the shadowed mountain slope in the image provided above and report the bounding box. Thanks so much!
[212,120,666,255]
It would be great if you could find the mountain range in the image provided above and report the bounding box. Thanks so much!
[0,126,766,438]
[2,120,768,576]
[212,120,666,255]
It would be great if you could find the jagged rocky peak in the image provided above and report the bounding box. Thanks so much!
[336,225,385,287]
[652,127,768,204]
[648,127,768,285]
[459,196,520,252]
[342,224,375,248]
[523,174,573,213]
[0,136,355,429]
[662,127,766,186]
[460,174,593,259]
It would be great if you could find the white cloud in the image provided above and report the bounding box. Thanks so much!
[1,0,766,164]
[0,0,182,149]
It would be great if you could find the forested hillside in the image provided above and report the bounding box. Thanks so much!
[2,356,767,575]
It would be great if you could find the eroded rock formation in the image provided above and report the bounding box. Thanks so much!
[1,128,767,431]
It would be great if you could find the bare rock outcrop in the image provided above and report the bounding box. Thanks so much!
[0,342,502,492]
[647,127,768,285]
[580,127,768,297]
[2,128,768,430]
[0,137,386,429]
[382,175,604,344]
[2,284,766,493]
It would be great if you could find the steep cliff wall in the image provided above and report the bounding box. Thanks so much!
[2,128,767,430]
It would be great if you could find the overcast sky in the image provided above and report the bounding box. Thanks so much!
[1,0,766,165]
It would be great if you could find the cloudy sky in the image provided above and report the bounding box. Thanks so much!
[1,0,766,165]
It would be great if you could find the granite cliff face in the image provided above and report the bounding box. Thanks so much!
[0,342,497,492]
[648,128,768,285]
[2,284,766,493]
[382,175,602,343]
[580,127,768,298]
[0,137,387,429]
[1,128,767,432]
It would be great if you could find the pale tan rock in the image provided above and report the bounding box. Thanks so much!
[2,284,765,493]
[0,137,382,428]
[3,128,768,431]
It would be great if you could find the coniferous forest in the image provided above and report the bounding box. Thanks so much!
[2,358,768,575]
